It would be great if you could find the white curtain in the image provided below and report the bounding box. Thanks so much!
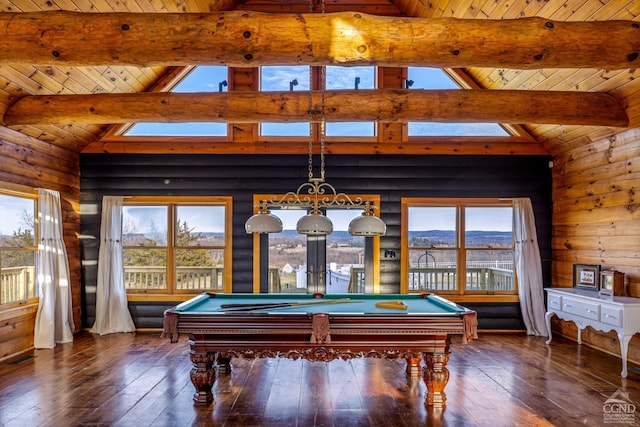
[91,196,135,335]
[513,198,548,336]
[34,189,75,349]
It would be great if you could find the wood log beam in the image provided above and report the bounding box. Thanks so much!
[82,138,551,156]
[3,89,628,128]
[1,11,639,69]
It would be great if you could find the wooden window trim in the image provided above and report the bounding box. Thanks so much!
[123,196,233,299]
[401,197,517,301]
[251,194,381,294]
[0,184,38,309]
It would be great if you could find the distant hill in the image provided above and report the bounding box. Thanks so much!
[277,229,353,240]
[272,229,511,245]
[409,230,512,246]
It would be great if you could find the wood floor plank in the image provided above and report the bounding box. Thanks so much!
[297,360,333,427]
[1,331,639,426]
[262,359,303,425]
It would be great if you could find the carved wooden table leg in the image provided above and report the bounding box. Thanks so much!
[405,354,422,378]
[423,352,450,408]
[216,355,232,374]
[189,350,216,404]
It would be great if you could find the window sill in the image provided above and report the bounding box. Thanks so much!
[442,295,519,303]
[0,299,39,321]
[127,293,209,302]
[408,293,519,303]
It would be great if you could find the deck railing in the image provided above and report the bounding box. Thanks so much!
[1,264,512,302]
[124,266,225,291]
[1,266,36,304]
[348,267,366,293]
[408,266,514,292]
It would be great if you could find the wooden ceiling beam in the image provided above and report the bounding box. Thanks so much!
[1,11,639,69]
[3,89,628,127]
[82,138,551,156]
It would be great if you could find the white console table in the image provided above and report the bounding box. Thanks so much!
[545,287,640,378]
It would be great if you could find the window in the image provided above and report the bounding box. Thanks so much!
[252,194,381,294]
[0,190,37,306]
[259,65,376,137]
[124,66,229,136]
[260,65,311,136]
[406,67,509,137]
[122,197,232,295]
[325,66,375,137]
[401,198,515,297]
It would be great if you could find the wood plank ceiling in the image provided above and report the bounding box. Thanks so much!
[0,0,639,157]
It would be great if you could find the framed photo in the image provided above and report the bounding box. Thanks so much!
[600,270,625,296]
[573,263,601,291]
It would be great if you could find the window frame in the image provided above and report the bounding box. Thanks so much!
[122,66,230,138]
[259,65,311,137]
[0,183,39,309]
[324,65,377,138]
[401,198,518,302]
[123,196,233,300]
[257,65,378,140]
[251,194,381,294]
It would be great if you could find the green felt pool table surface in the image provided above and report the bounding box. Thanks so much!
[173,292,469,315]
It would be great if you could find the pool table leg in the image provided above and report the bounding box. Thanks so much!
[216,355,232,374]
[423,352,451,409]
[189,350,217,404]
[405,355,422,377]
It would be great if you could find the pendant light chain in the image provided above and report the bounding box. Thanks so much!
[307,0,327,182]
[319,0,326,181]
[320,63,326,181]
[308,64,314,181]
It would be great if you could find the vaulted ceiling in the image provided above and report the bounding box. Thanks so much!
[1,0,639,157]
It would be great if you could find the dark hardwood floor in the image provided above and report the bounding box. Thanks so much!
[1,331,639,426]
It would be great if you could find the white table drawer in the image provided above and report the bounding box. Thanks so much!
[548,293,561,310]
[562,296,600,320]
[601,305,623,327]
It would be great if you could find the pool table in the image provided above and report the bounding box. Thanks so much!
[163,293,477,409]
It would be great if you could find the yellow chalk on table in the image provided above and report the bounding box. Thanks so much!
[375,301,408,310]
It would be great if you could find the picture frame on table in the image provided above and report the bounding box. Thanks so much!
[600,270,626,296]
[573,263,601,291]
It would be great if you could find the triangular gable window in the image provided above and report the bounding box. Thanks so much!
[124,66,228,136]
[407,67,509,137]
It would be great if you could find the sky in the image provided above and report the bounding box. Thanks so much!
[122,205,226,236]
[124,66,508,137]
[408,206,513,232]
[0,195,34,236]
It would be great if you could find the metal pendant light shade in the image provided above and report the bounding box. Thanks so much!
[245,204,283,234]
[348,213,386,236]
[296,211,333,235]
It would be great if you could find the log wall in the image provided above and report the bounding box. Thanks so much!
[79,153,552,330]
[551,126,640,363]
[0,126,80,361]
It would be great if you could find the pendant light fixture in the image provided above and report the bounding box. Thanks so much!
[245,201,283,234]
[245,0,385,237]
[348,202,387,236]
